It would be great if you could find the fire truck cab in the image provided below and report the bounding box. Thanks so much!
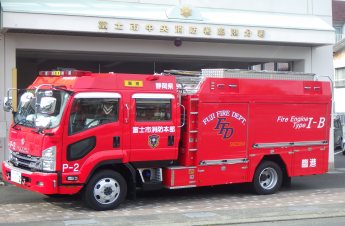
[2,69,331,210]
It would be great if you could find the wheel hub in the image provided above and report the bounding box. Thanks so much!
[259,167,277,190]
[93,178,120,205]
[104,186,113,196]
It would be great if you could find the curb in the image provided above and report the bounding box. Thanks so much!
[129,211,345,226]
[196,211,345,226]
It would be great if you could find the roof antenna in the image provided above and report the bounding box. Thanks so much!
[153,61,156,74]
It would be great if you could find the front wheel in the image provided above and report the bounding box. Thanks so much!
[83,170,127,211]
[252,161,282,195]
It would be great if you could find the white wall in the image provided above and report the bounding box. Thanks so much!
[334,47,345,113]
[0,34,16,164]
[9,34,314,62]
[123,0,332,17]
[311,45,334,76]
[335,89,345,112]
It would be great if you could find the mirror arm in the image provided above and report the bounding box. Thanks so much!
[34,84,54,119]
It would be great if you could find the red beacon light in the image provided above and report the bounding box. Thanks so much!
[39,70,92,77]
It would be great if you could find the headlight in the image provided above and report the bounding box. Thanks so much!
[42,146,56,172]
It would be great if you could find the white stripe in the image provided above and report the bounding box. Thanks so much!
[132,93,175,99]
[74,92,121,99]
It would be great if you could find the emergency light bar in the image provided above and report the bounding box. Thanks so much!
[39,70,92,77]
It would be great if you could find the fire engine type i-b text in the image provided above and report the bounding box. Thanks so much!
[2,68,331,210]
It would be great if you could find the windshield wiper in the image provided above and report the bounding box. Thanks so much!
[12,118,27,129]
[12,118,35,129]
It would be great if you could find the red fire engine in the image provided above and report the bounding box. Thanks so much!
[2,69,331,210]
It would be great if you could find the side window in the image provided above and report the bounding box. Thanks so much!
[136,98,172,121]
[69,98,119,135]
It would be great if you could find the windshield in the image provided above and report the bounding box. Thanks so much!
[14,90,70,129]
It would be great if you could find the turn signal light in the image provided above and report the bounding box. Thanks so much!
[66,176,79,181]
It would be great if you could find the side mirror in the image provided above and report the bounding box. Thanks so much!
[39,97,57,114]
[3,96,13,112]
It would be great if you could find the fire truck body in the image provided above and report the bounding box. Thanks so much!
[2,69,331,210]
[166,75,330,190]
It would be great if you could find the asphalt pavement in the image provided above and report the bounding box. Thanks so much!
[1,151,345,225]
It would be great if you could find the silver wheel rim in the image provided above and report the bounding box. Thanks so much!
[93,177,120,205]
[259,167,278,190]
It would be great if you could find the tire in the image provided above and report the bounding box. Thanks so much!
[252,161,283,195]
[83,170,127,211]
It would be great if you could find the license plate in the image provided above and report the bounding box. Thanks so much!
[11,170,22,184]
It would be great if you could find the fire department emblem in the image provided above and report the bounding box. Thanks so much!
[215,118,234,139]
[148,135,160,148]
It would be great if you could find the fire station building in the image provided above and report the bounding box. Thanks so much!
[0,0,335,168]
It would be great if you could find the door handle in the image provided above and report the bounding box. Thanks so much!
[168,135,174,146]
[124,104,129,124]
[113,136,120,148]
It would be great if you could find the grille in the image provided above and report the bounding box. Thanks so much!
[10,151,41,171]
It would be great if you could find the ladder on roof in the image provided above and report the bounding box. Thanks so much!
[201,69,316,81]
[164,68,317,95]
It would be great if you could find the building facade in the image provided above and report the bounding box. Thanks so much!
[0,0,335,168]
[333,0,345,43]
[334,40,345,119]
[333,0,345,118]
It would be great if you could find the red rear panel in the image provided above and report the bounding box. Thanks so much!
[249,103,329,143]
[248,102,330,176]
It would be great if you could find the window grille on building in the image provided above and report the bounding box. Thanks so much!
[335,67,345,88]
[250,62,292,72]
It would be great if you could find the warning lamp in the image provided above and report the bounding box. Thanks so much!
[39,70,92,77]
[146,75,159,81]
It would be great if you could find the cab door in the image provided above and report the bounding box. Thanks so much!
[129,93,178,162]
[61,92,123,184]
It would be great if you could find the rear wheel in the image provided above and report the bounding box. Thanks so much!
[252,161,282,195]
[83,170,127,211]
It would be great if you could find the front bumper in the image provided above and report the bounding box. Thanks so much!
[2,160,58,194]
